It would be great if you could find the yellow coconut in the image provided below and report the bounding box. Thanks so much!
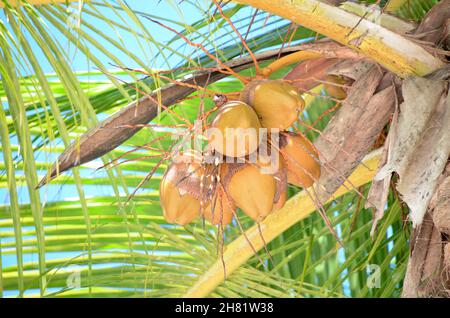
[160,181,201,225]
[209,101,262,158]
[160,151,211,225]
[222,153,282,222]
[240,79,305,130]
[280,132,320,188]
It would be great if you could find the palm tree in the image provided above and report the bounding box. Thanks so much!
[0,0,448,298]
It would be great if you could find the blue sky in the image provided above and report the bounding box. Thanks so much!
[18,0,257,74]
[33,0,211,72]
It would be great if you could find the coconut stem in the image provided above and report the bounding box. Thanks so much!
[262,51,322,77]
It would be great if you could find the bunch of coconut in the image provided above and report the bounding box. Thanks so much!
[160,80,321,226]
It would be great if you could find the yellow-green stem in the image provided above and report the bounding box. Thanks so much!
[262,51,322,77]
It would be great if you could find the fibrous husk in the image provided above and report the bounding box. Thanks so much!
[444,243,450,296]
[284,57,340,93]
[283,62,394,244]
[413,0,450,46]
[445,244,450,269]
[365,100,398,236]
[283,40,364,93]
[167,151,214,200]
[401,163,450,297]
[314,64,393,202]
[364,138,392,236]
[375,77,450,227]
[432,173,450,235]
[402,211,445,297]
[326,59,375,81]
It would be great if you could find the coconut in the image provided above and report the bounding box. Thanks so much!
[240,79,304,130]
[221,153,285,222]
[160,151,213,225]
[209,101,262,158]
[280,132,320,188]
